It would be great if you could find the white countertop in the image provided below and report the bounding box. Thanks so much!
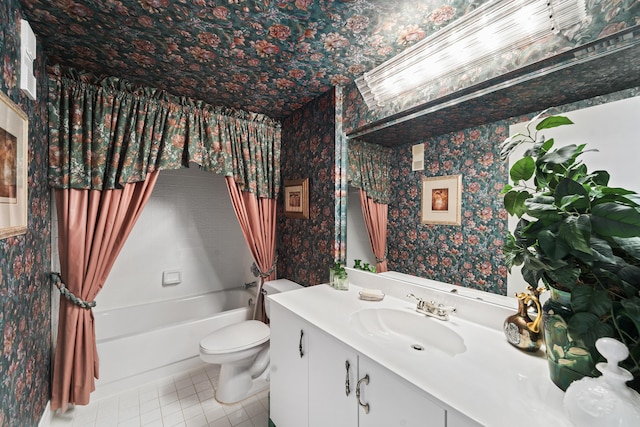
[269,279,572,427]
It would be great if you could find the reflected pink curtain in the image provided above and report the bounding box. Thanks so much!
[51,172,159,412]
[225,176,277,323]
[359,189,388,273]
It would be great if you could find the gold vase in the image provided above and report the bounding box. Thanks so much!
[503,287,543,352]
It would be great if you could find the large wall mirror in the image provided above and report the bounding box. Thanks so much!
[346,93,640,304]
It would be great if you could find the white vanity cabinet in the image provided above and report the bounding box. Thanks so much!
[357,353,446,427]
[269,304,309,427]
[308,327,358,427]
[270,302,478,427]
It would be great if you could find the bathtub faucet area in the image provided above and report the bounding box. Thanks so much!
[244,281,258,289]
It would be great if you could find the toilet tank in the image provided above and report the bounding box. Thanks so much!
[263,279,302,318]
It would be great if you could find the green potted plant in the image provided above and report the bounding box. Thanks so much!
[330,262,349,290]
[500,110,640,391]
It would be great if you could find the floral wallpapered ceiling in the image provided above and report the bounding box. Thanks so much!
[19,0,489,118]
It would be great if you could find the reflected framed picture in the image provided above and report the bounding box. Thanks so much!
[0,91,28,239]
[284,178,309,219]
[421,174,462,225]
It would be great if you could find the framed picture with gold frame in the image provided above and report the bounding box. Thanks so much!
[284,178,309,219]
[421,174,462,225]
[0,91,28,239]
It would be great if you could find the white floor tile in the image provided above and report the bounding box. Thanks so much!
[162,409,185,426]
[140,397,160,414]
[241,401,264,419]
[159,391,179,405]
[182,401,204,420]
[207,417,232,427]
[250,411,269,427]
[45,366,269,427]
[227,408,250,426]
[139,407,161,425]
[184,413,209,427]
[161,399,183,416]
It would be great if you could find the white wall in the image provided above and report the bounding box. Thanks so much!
[507,95,640,295]
[97,167,255,311]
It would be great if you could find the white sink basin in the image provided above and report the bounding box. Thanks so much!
[349,308,466,356]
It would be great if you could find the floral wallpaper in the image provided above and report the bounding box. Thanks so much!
[388,123,510,294]
[19,0,500,119]
[387,87,640,295]
[278,88,336,286]
[1,0,51,425]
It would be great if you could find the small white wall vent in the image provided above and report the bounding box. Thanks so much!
[20,19,37,100]
[412,144,424,171]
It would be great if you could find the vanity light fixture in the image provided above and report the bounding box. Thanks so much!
[355,0,587,110]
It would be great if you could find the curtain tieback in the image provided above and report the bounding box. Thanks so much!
[375,248,388,264]
[51,272,97,309]
[253,255,278,279]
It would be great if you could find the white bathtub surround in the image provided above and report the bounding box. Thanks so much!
[199,279,303,404]
[269,271,571,427]
[93,287,254,399]
[99,169,256,310]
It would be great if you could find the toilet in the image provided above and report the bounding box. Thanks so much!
[199,278,302,404]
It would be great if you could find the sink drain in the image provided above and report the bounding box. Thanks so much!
[411,344,424,351]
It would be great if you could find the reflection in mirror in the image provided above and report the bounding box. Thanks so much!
[347,185,375,269]
[346,90,640,305]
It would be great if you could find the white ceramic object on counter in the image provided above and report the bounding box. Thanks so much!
[564,337,640,426]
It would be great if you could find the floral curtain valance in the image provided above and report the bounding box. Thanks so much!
[348,139,392,204]
[48,66,281,198]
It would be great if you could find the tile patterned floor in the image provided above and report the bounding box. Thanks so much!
[50,365,269,427]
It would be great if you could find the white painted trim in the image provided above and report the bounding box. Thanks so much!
[37,401,52,427]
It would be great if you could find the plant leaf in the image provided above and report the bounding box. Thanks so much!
[589,237,616,263]
[571,286,612,317]
[538,229,569,260]
[567,312,614,350]
[510,156,535,182]
[536,115,574,130]
[591,203,640,237]
[559,215,592,254]
[555,179,590,210]
[539,144,582,166]
[589,170,610,186]
[504,190,530,217]
[612,236,640,261]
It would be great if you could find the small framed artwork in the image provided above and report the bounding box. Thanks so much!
[421,174,462,225]
[284,178,309,219]
[0,91,28,239]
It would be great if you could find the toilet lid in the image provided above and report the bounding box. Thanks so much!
[200,320,270,355]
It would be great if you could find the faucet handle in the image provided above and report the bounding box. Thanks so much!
[407,293,424,311]
[436,303,456,317]
[406,293,421,302]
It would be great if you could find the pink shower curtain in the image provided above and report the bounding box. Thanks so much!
[51,172,158,412]
[359,189,388,273]
[225,176,277,323]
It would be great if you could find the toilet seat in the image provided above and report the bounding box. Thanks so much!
[200,320,269,355]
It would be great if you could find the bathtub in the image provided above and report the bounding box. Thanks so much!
[93,287,255,387]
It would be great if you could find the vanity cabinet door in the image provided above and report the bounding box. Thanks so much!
[357,354,446,427]
[308,328,358,427]
[269,304,310,427]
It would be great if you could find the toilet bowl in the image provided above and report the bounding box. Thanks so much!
[199,278,302,404]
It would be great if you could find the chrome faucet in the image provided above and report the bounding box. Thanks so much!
[407,293,456,321]
[244,281,258,289]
